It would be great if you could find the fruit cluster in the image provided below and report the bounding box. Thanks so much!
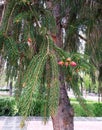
[58,58,77,67]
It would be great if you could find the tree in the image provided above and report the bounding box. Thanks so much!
[84,0,102,101]
[0,0,101,130]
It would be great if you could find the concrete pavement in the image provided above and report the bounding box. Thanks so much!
[0,117,102,130]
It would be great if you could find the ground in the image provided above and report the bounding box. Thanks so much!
[0,90,101,130]
[0,117,102,130]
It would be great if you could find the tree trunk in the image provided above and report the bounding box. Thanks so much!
[9,81,12,96]
[50,2,74,130]
[51,71,74,130]
[98,64,102,102]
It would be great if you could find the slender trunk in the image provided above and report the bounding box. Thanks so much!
[98,64,102,102]
[9,81,12,96]
[50,3,74,129]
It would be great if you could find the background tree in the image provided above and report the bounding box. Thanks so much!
[0,0,102,130]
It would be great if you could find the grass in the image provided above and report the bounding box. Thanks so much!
[70,97,97,103]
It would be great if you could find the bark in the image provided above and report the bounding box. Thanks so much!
[98,64,102,102]
[9,81,12,96]
[52,71,74,130]
[50,2,74,130]
[98,81,102,102]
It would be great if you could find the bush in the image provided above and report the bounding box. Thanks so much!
[0,96,18,116]
[72,102,94,117]
[71,101,102,117]
[0,96,102,117]
[0,96,45,116]
[93,103,102,117]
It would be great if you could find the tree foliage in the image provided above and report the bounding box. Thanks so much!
[0,0,102,121]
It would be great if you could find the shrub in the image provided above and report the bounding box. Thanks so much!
[72,102,94,117]
[0,96,102,117]
[0,96,18,116]
[71,100,102,117]
[93,103,102,117]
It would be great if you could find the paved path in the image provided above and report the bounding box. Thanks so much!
[0,117,102,130]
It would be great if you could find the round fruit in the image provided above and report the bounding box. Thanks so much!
[66,57,71,62]
[70,61,77,67]
[58,61,64,66]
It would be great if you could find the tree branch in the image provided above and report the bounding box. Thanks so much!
[76,33,87,42]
